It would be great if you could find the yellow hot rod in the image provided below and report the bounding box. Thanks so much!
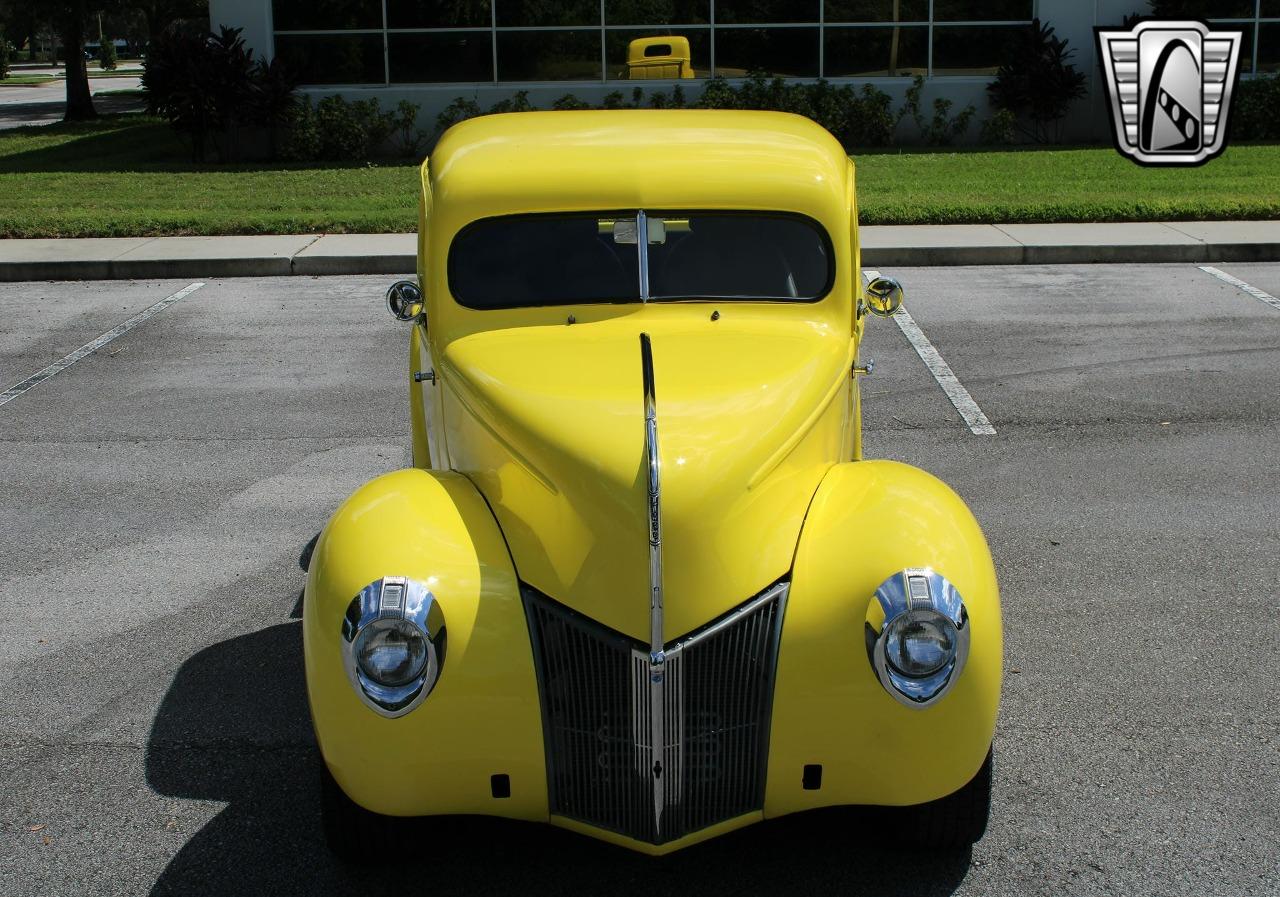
[303,110,1001,858]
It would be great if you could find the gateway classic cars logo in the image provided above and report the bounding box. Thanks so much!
[1096,19,1244,166]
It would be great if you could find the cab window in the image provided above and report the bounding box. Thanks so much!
[449,211,833,309]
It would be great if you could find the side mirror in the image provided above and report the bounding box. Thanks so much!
[386,281,424,322]
[863,276,904,318]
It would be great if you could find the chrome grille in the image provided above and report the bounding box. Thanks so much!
[523,581,786,844]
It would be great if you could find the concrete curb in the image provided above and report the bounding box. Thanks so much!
[2,223,1279,281]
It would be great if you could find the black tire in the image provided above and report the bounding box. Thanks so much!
[884,747,993,851]
[320,762,406,863]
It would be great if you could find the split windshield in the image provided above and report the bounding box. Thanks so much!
[448,211,833,309]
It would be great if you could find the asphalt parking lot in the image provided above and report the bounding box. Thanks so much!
[1,264,1277,896]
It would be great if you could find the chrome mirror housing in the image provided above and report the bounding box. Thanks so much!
[386,280,424,322]
[863,276,904,318]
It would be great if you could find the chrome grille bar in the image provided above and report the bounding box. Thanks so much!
[523,580,788,844]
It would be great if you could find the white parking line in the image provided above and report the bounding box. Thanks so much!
[1198,266,1280,312]
[0,282,205,409]
[864,270,996,436]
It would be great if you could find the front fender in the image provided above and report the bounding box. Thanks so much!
[303,468,547,819]
[765,460,1002,815]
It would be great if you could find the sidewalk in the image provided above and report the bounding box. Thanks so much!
[2,221,1279,281]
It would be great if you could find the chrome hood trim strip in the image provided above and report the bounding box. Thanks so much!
[640,332,668,837]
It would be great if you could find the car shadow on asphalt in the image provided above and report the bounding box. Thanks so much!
[146,620,973,897]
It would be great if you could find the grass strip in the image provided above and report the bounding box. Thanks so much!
[1,115,1278,238]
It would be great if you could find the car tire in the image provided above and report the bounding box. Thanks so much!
[320,762,405,863]
[884,747,993,851]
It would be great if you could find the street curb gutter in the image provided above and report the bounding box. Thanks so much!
[2,224,1280,280]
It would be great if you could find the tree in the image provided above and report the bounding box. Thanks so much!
[0,27,10,79]
[19,0,125,120]
[134,0,206,48]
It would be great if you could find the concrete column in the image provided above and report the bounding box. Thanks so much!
[209,0,274,61]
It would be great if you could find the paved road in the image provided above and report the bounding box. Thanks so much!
[0,77,145,129]
[0,266,1277,896]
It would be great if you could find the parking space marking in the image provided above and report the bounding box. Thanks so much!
[0,282,205,409]
[1198,266,1280,312]
[864,270,996,436]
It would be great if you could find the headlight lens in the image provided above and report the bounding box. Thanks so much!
[883,608,957,678]
[868,568,971,709]
[355,619,428,687]
[341,576,446,718]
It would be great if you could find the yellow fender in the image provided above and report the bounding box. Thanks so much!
[765,460,1002,815]
[303,468,548,819]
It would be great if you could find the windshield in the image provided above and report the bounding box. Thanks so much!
[449,211,833,309]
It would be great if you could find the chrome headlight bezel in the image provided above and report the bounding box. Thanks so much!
[868,567,970,709]
[341,576,446,718]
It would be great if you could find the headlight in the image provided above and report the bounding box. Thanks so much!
[355,619,428,687]
[341,576,446,718]
[868,568,969,708]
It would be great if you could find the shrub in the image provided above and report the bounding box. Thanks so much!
[1231,73,1280,141]
[0,30,10,80]
[144,26,298,162]
[695,75,898,148]
[902,74,975,145]
[487,90,535,114]
[986,19,1087,143]
[979,107,1018,145]
[98,39,118,71]
[436,96,483,134]
[552,93,592,110]
[284,95,400,162]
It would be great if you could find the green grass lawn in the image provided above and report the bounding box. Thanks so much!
[0,75,58,86]
[1,115,1279,238]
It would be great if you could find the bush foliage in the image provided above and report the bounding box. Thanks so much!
[98,40,118,72]
[986,19,1087,143]
[434,74,908,150]
[143,26,300,162]
[0,30,11,80]
[1232,74,1280,142]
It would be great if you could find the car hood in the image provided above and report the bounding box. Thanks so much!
[440,310,854,641]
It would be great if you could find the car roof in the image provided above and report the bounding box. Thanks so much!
[425,110,852,227]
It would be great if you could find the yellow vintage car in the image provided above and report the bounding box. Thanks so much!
[625,36,696,79]
[304,110,1001,859]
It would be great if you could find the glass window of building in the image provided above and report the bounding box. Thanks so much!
[605,0,711,26]
[270,0,1047,85]
[824,25,927,77]
[824,0,927,23]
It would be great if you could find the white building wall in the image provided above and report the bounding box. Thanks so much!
[207,0,1148,145]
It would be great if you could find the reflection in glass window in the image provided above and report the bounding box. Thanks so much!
[607,31,709,78]
[1145,0,1253,18]
[1260,24,1280,73]
[931,24,1025,76]
[824,25,926,77]
[714,27,820,77]
[605,0,710,26]
[495,0,599,27]
[390,32,492,82]
[497,31,603,80]
[274,34,386,84]
[824,0,927,23]
[714,0,820,24]
[450,216,641,308]
[931,0,1031,21]
[386,0,492,29]
[647,214,832,301]
[272,0,383,31]
[1263,1,1280,18]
